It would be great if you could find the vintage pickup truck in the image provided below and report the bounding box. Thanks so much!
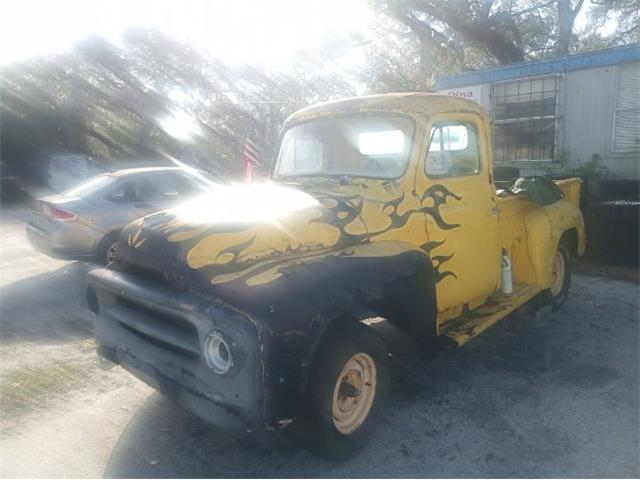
[88,93,585,459]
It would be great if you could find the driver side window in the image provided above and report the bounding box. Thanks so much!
[425,122,481,177]
[106,180,135,203]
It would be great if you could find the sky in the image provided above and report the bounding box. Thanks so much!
[0,0,373,69]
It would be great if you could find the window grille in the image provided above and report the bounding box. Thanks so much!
[492,76,558,162]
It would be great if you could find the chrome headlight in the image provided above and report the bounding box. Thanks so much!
[204,332,233,374]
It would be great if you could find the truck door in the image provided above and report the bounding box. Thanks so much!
[415,113,501,313]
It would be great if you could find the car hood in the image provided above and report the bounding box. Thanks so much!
[115,179,424,289]
[116,182,360,286]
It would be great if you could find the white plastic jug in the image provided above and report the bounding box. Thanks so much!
[501,251,513,296]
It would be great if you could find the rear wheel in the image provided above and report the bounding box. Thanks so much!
[300,323,390,460]
[549,242,572,311]
[96,232,120,265]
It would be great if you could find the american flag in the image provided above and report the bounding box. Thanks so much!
[243,138,259,183]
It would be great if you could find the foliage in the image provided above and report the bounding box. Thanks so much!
[0,2,636,184]
[368,0,638,89]
[0,30,358,183]
[567,154,610,179]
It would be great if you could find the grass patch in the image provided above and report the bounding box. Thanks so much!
[0,359,95,420]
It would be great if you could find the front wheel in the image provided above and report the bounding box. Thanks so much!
[301,323,390,460]
[548,242,572,311]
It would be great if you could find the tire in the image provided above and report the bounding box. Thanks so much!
[548,241,572,312]
[96,232,120,265]
[300,322,390,460]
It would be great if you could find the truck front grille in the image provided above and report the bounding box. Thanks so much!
[106,296,200,359]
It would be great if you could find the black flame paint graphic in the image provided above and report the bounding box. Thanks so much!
[420,185,462,230]
[309,193,368,247]
[419,185,461,282]
[308,183,462,245]
[307,183,462,283]
[120,182,462,287]
[420,240,458,283]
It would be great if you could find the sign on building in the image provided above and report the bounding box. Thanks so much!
[439,85,482,105]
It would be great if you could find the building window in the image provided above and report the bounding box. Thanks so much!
[492,76,558,162]
[612,62,640,152]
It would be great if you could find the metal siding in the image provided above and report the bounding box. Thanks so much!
[480,84,492,111]
[562,66,615,169]
[562,64,640,179]
[436,54,640,179]
[613,62,640,153]
[436,44,640,90]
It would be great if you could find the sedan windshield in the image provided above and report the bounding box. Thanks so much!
[275,115,414,179]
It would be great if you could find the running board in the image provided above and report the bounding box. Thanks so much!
[441,284,543,347]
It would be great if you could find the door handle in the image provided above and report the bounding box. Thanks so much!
[490,197,501,216]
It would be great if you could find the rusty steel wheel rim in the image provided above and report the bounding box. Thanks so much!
[331,352,377,435]
[550,250,565,297]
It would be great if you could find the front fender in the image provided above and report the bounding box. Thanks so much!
[201,240,438,417]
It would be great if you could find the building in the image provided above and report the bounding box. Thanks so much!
[435,44,640,179]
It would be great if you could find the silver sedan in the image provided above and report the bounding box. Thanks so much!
[26,166,215,264]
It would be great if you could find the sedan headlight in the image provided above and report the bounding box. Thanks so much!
[204,332,233,374]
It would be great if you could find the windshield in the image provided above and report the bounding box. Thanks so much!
[64,174,116,197]
[274,115,414,179]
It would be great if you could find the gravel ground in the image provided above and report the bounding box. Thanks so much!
[0,207,638,478]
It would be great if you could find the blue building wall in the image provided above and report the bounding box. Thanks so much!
[435,44,640,90]
[435,45,640,179]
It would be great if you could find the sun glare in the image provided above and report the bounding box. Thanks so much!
[159,111,202,141]
[0,0,372,69]
[171,183,320,225]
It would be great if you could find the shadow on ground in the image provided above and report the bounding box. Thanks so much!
[0,262,95,344]
[103,275,639,478]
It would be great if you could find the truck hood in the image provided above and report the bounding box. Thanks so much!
[116,181,396,288]
[116,179,460,291]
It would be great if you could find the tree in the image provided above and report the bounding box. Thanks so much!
[578,0,640,49]
[0,29,359,184]
[371,0,597,76]
[557,0,586,56]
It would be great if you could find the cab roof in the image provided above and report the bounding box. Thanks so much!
[284,93,487,126]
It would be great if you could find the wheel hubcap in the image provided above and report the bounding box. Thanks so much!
[331,352,377,435]
[106,242,119,263]
[550,250,565,297]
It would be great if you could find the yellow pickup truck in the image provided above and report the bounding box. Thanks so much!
[88,93,585,459]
